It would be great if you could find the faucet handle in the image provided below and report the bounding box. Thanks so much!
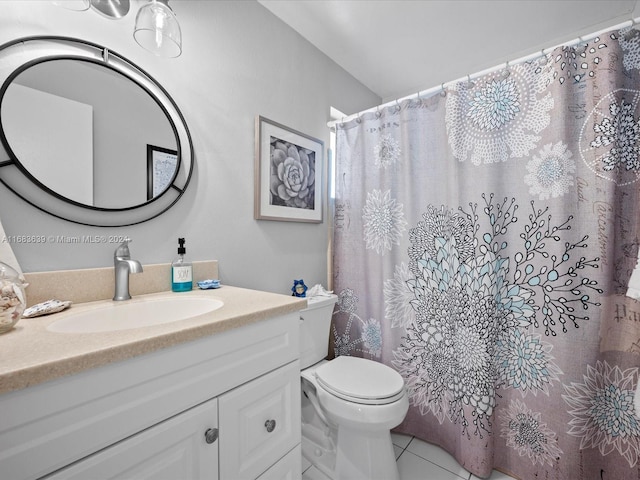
[114,238,132,259]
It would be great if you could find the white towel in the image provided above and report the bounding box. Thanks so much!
[306,284,333,298]
[635,377,640,420]
[627,248,640,300]
[0,215,23,278]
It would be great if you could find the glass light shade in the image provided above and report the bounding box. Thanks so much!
[51,0,91,11]
[90,0,130,19]
[133,0,182,58]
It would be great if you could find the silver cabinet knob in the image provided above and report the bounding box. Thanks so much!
[204,427,219,444]
[264,419,276,433]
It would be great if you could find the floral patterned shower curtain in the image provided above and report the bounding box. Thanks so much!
[331,27,640,479]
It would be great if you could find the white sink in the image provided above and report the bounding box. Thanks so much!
[47,295,224,333]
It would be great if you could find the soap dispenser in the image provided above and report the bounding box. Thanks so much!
[171,238,192,292]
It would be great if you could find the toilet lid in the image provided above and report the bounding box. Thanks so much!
[315,356,405,405]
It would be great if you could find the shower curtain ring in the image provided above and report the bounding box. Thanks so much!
[395,100,401,112]
[503,61,510,78]
[466,75,474,87]
[627,18,638,39]
[539,48,549,65]
[440,83,447,97]
[577,36,588,53]
[375,106,382,118]
[356,113,362,124]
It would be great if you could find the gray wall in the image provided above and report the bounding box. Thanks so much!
[0,0,380,294]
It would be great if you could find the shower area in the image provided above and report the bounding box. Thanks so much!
[330,23,640,479]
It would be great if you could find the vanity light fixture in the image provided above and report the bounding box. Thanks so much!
[91,0,130,19]
[51,0,91,11]
[133,0,182,58]
[52,0,181,58]
[52,0,129,16]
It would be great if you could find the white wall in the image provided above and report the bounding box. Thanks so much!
[0,0,380,294]
[3,83,94,205]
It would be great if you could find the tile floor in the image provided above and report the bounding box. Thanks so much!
[302,433,516,480]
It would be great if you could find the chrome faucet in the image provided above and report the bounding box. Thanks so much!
[113,240,143,301]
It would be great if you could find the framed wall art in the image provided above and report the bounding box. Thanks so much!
[254,116,324,223]
[147,144,178,200]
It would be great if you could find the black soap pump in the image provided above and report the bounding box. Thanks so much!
[171,238,192,292]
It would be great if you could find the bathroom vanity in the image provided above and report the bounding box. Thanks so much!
[0,277,306,480]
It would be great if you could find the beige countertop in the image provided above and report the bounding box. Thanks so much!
[0,286,306,395]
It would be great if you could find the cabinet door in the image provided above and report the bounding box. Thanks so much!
[44,398,219,480]
[256,445,301,480]
[219,361,301,480]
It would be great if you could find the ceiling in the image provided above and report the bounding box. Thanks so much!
[258,0,639,105]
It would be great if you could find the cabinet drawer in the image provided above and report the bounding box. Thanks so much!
[219,361,301,480]
[44,398,219,480]
[257,444,301,480]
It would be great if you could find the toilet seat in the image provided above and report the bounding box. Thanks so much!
[315,356,405,405]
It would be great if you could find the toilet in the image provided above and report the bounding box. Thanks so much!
[299,294,409,480]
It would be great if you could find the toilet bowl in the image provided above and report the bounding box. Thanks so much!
[299,295,409,480]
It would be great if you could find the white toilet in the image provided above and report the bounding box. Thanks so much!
[299,294,409,480]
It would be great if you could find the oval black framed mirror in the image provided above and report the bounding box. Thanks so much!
[0,36,193,226]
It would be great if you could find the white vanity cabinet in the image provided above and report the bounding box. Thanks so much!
[0,311,302,480]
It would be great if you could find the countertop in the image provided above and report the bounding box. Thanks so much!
[0,286,306,395]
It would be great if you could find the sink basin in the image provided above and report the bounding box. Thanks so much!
[47,295,224,333]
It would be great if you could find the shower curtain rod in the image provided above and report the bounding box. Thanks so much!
[328,15,640,129]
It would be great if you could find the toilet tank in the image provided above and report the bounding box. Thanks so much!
[299,294,338,369]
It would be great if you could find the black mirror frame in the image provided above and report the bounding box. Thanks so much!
[0,36,193,227]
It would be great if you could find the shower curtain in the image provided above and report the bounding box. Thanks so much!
[331,27,640,479]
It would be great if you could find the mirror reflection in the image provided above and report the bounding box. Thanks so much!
[0,59,177,209]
